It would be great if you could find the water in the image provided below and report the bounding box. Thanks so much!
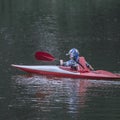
[8,76,120,120]
[0,0,120,120]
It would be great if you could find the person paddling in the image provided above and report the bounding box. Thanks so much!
[60,48,94,71]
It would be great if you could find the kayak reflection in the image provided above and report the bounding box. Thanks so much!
[11,75,92,114]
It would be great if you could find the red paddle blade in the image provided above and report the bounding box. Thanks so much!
[35,51,55,61]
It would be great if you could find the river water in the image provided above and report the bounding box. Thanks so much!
[0,0,120,120]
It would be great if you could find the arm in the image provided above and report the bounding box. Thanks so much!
[60,60,70,66]
[60,59,77,67]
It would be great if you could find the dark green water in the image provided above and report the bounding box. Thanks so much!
[0,0,120,120]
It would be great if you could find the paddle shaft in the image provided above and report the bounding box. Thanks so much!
[76,61,84,69]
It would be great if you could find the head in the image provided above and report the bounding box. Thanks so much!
[66,48,79,60]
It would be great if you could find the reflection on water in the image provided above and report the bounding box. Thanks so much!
[9,75,120,120]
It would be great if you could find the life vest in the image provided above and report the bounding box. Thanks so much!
[78,56,90,72]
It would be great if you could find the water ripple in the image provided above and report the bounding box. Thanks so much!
[10,75,120,120]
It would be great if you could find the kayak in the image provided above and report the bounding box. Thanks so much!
[11,64,120,80]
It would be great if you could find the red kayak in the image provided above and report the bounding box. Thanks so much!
[11,51,120,80]
[11,64,120,80]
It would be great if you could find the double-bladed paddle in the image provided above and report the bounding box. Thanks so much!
[35,51,84,68]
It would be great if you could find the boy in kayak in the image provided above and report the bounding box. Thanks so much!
[60,48,94,71]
